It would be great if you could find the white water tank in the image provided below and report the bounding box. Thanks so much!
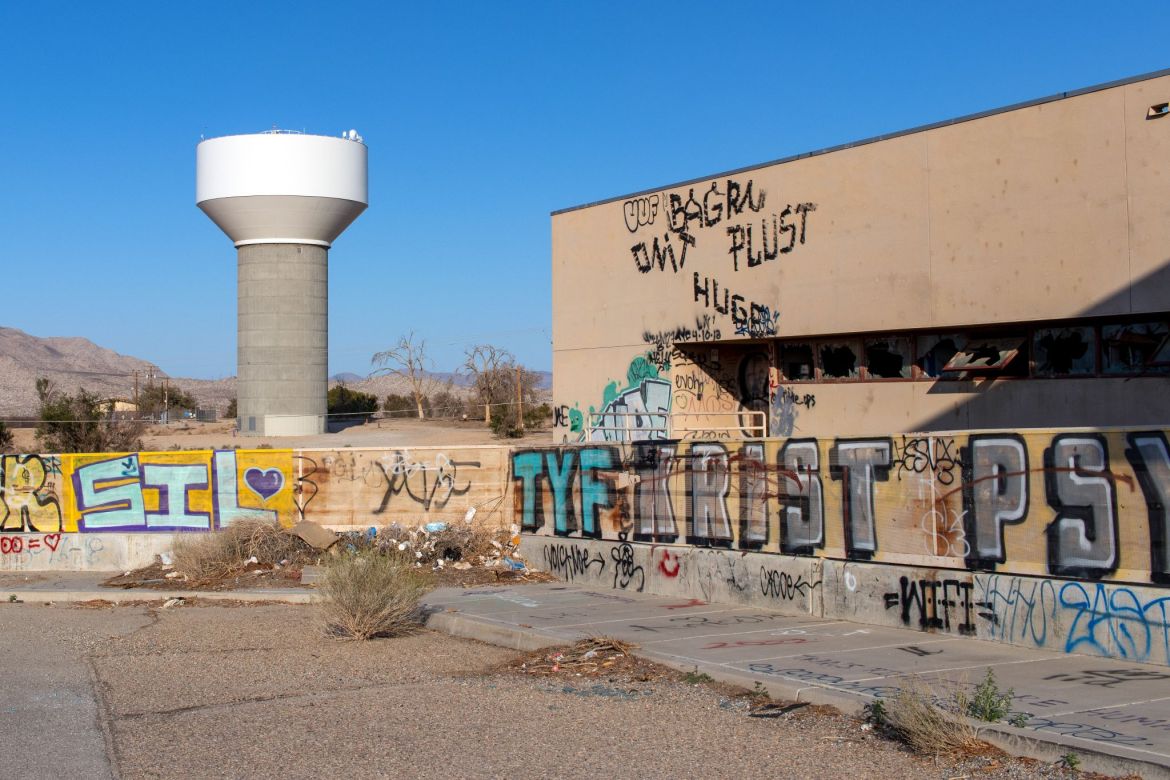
[196,131,368,436]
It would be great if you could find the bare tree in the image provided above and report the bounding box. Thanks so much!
[371,332,441,419]
[461,344,515,424]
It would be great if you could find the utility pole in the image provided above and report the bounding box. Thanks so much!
[515,364,523,431]
[133,370,139,415]
[163,377,169,424]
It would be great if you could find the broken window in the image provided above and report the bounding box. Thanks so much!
[864,337,912,379]
[943,338,1025,375]
[1102,321,1170,375]
[1033,327,1095,376]
[778,343,815,381]
[915,334,965,378]
[819,341,860,380]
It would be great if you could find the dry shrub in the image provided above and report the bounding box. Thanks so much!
[319,550,430,640]
[172,519,317,580]
[885,678,981,755]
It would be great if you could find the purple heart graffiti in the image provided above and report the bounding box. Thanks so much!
[244,467,285,501]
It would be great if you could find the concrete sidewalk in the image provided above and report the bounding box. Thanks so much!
[423,581,1170,778]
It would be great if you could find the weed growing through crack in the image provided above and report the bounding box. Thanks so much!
[1061,752,1081,770]
[749,682,769,699]
[682,668,714,685]
[955,669,1014,723]
[863,699,888,728]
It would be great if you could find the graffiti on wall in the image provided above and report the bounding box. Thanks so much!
[0,446,508,534]
[513,428,1170,585]
[0,455,63,532]
[586,357,671,442]
[623,177,817,341]
[0,450,296,533]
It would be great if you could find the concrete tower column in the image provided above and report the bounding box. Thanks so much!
[237,243,328,436]
[196,131,367,436]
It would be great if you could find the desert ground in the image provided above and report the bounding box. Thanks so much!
[0,601,1095,780]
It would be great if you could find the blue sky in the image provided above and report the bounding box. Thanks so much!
[1,2,1167,379]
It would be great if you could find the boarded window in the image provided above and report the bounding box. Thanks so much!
[819,341,860,380]
[1103,321,1170,374]
[864,338,912,379]
[915,334,965,378]
[1034,327,1095,376]
[943,338,1024,374]
[778,343,815,381]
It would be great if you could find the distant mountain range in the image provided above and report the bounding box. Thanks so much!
[0,326,549,416]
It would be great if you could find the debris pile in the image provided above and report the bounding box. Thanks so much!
[510,637,663,681]
[342,522,532,574]
[104,518,547,591]
[104,519,320,590]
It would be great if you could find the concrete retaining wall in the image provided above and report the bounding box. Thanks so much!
[7,427,1170,667]
[0,532,176,572]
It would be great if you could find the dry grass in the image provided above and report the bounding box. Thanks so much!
[318,550,431,640]
[172,520,317,581]
[884,678,982,756]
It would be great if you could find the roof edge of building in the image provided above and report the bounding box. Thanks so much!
[550,66,1170,217]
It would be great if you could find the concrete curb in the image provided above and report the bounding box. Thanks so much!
[1,589,314,605]
[425,608,1170,779]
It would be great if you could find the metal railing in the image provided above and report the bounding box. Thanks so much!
[671,411,767,440]
[583,411,767,442]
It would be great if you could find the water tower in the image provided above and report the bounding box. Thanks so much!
[196,130,368,436]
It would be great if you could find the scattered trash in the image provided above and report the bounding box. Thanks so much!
[159,552,174,566]
[286,521,340,550]
[344,523,538,578]
[165,571,182,579]
[162,597,185,609]
[463,507,476,523]
[749,702,808,719]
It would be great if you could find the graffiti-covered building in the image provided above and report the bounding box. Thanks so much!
[551,69,1170,442]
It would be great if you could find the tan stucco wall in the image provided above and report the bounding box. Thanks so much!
[551,73,1170,440]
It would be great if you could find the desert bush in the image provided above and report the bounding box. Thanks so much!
[884,678,980,755]
[0,421,12,453]
[172,519,316,580]
[328,384,378,421]
[35,378,144,453]
[318,550,430,639]
[382,393,414,415]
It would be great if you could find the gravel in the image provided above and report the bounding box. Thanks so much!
[1,602,1116,779]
